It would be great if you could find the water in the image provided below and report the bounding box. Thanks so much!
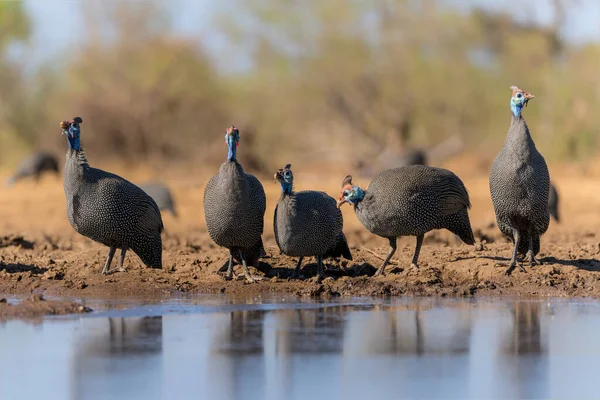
[0,296,598,400]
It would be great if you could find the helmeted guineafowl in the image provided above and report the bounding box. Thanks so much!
[549,182,559,223]
[60,117,164,275]
[203,125,266,283]
[337,166,474,276]
[489,86,550,275]
[139,181,178,218]
[6,151,59,186]
[273,164,352,280]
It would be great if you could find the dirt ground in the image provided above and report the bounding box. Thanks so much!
[2,155,600,318]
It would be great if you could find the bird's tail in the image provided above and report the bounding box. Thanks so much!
[446,209,475,245]
[134,234,163,269]
[323,232,353,261]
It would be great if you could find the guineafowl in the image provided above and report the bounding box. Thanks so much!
[549,182,560,223]
[6,151,59,186]
[60,117,164,275]
[337,166,474,276]
[139,181,178,217]
[274,164,352,280]
[489,86,550,275]
[203,125,266,283]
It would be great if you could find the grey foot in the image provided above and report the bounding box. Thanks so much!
[102,266,127,275]
[528,253,542,266]
[221,271,236,281]
[497,260,527,275]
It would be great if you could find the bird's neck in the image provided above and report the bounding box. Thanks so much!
[65,147,89,175]
[227,144,237,162]
[505,115,534,154]
[279,182,293,196]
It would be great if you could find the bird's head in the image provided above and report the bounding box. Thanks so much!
[274,164,293,194]
[60,117,83,151]
[224,125,240,161]
[510,86,534,118]
[336,175,365,208]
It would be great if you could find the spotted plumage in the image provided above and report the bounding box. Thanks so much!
[139,181,178,218]
[337,166,474,276]
[61,117,164,274]
[203,125,266,283]
[6,151,59,186]
[489,86,550,275]
[273,164,352,280]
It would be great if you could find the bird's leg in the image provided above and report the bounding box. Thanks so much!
[101,247,117,275]
[223,251,236,280]
[504,231,526,275]
[116,247,128,272]
[103,247,128,275]
[410,234,424,268]
[527,234,542,266]
[293,256,304,279]
[316,256,325,283]
[374,238,397,277]
[238,250,257,283]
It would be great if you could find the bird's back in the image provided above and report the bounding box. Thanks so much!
[64,159,163,267]
[204,161,265,249]
[357,165,472,239]
[274,190,342,257]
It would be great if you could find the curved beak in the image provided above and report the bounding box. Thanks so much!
[523,92,534,106]
[336,196,346,209]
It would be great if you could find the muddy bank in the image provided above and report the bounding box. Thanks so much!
[1,230,600,301]
[0,294,92,320]
[1,167,600,303]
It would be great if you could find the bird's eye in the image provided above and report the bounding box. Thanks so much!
[516,93,523,98]
[344,190,350,196]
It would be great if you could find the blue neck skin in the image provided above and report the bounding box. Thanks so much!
[64,130,81,151]
[511,100,524,118]
[348,186,365,204]
[280,181,293,195]
[227,141,237,162]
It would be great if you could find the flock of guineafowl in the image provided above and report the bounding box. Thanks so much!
[4,85,562,283]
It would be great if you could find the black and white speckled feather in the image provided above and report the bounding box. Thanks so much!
[62,121,163,271]
[203,126,266,282]
[353,166,474,241]
[489,86,549,273]
[338,165,474,276]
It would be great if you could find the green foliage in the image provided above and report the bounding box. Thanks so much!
[1,0,600,168]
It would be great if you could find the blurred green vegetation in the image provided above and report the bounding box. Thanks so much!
[0,0,598,172]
